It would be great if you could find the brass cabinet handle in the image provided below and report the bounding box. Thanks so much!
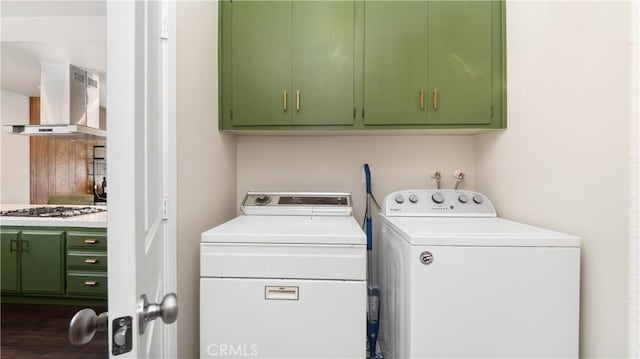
[283,90,288,112]
[84,239,98,244]
[84,258,99,264]
[296,89,300,112]
[433,88,438,110]
[84,281,98,286]
[420,88,424,110]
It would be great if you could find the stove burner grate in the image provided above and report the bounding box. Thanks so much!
[0,206,105,218]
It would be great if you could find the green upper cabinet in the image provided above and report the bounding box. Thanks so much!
[221,0,356,128]
[1,229,20,292]
[219,0,505,131]
[426,1,497,125]
[229,1,292,126]
[292,1,354,125]
[363,1,428,125]
[363,0,504,128]
[20,229,65,295]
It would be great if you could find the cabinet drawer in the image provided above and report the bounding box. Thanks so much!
[67,251,107,271]
[67,272,107,297]
[67,231,107,250]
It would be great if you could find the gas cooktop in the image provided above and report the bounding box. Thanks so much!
[0,206,105,218]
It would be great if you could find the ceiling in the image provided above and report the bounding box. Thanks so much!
[1,1,107,105]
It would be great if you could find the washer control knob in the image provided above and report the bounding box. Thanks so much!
[408,194,419,203]
[431,192,445,204]
[255,195,271,206]
[394,195,405,204]
[473,195,484,204]
[458,194,469,203]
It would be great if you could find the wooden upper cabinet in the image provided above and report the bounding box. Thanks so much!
[219,0,505,131]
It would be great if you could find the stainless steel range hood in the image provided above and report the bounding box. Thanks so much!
[3,64,105,139]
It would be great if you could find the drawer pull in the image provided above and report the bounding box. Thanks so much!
[265,286,299,301]
[84,258,99,264]
[84,281,99,286]
[419,88,424,110]
[84,239,98,244]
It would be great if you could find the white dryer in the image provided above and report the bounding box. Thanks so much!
[378,189,580,358]
[200,192,366,359]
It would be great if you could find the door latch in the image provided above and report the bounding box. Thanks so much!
[112,316,133,356]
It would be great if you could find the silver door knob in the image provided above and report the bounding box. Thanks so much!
[69,309,108,345]
[137,292,178,334]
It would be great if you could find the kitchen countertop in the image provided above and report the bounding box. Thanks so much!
[0,204,107,228]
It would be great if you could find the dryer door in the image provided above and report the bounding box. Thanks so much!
[200,278,365,358]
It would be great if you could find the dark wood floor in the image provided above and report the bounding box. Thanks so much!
[1,303,109,359]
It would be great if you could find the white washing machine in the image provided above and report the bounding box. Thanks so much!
[200,192,366,359]
[378,189,580,358]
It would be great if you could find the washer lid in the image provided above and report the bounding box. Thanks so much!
[380,215,579,247]
[201,215,366,245]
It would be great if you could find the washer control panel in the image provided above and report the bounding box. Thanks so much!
[383,190,496,217]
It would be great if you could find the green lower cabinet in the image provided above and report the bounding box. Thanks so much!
[1,229,20,292]
[20,229,65,295]
[1,226,107,305]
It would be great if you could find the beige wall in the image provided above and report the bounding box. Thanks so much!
[476,2,632,357]
[176,2,237,358]
[177,1,635,358]
[0,89,30,204]
[237,135,475,222]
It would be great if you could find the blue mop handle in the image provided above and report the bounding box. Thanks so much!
[364,164,372,250]
[364,164,372,194]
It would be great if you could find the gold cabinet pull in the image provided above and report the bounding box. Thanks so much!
[283,90,288,112]
[433,88,438,110]
[84,258,99,264]
[296,89,300,112]
[84,281,98,286]
[420,88,424,110]
[84,239,98,244]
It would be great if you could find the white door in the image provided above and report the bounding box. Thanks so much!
[107,0,177,358]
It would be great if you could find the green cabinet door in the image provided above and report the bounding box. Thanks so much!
[292,1,355,125]
[363,1,428,125]
[231,1,292,126]
[426,1,495,125]
[1,229,20,292]
[20,230,65,295]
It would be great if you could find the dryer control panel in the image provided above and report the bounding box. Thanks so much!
[383,190,497,217]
